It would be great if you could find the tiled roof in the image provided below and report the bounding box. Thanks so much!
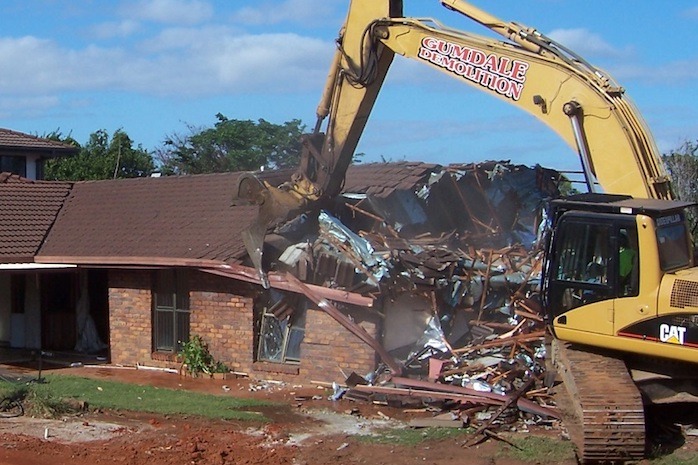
[0,128,78,154]
[0,177,73,261]
[342,162,436,197]
[0,172,30,183]
[39,172,262,264]
[32,162,438,265]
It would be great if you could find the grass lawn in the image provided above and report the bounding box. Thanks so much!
[0,374,278,421]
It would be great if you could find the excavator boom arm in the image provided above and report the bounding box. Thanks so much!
[300,0,672,202]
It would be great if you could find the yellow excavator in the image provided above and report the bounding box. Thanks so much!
[237,1,697,461]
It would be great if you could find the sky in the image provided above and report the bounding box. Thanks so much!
[1,0,697,173]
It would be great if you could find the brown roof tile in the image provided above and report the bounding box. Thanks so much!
[343,162,436,197]
[0,178,73,262]
[0,172,29,183]
[39,172,263,264]
[0,128,78,154]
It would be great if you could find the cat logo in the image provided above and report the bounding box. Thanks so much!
[659,324,687,345]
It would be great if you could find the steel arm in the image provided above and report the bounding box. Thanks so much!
[286,0,403,201]
[295,0,671,201]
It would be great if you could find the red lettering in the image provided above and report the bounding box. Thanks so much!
[469,50,486,66]
[496,56,511,76]
[510,60,529,83]
[418,47,433,60]
[422,37,438,50]
[483,54,499,73]
[450,43,470,61]
[418,36,527,101]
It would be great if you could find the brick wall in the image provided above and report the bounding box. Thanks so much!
[108,270,152,365]
[108,268,381,384]
[189,272,255,374]
[299,307,379,383]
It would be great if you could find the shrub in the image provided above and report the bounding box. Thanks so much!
[179,335,229,377]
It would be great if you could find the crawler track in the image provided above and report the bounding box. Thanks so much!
[553,341,646,462]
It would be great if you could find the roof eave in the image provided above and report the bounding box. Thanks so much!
[35,255,233,268]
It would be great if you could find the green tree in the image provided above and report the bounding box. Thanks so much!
[663,139,698,242]
[156,114,305,175]
[44,129,155,181]
[43,129,81,149]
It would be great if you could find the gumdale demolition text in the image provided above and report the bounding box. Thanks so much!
[418,37,529,101]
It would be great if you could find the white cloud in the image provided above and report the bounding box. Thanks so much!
[684,6,698,20]
[232,0,340,26]
[0,29,333,98]
[0,36,131,92]
[139,25,235,52]
[547,28,625,58]
[89,20,142,39]
[145,31,333,95]
[612,59,698,85]
[0,95,61,119]
[123,0,214,25]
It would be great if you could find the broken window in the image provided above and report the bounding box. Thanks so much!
[153,269,190,352]
[257,293,305,364]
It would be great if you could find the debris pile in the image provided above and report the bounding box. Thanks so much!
[263,161,565,434]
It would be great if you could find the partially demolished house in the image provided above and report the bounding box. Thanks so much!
[0,162,562,395]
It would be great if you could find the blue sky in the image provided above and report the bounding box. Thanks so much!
[1,0,696,172]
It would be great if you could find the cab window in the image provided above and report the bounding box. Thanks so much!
[618,226,639,297]
[656,213,692,271]
[551,221,612,312]
[555,222,610,285]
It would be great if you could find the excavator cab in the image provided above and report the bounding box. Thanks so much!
[542,194,697,362]
[545,212,638,316]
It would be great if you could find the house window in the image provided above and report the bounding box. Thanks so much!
[153,269,190,352]
[257,294,305,364]
[0,156,26,177]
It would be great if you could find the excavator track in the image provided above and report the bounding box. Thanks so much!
[552,340,646,463]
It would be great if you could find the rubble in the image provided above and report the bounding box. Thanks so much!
[254,161,565,439]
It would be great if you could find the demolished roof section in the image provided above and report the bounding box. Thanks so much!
[338,161,561,249]
[271,161,560,293]
[259,161,563,425]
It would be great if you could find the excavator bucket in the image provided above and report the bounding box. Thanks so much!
[234,173,306,287]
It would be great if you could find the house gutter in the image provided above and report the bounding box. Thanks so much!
[35,256,230,268]
[0,262,76,270]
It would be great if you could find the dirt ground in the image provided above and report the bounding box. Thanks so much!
[0,363,695,465]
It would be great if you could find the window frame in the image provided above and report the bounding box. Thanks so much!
[546,213,640,317]
[152,269,190,353]
[256,295,305,365]
[0,155,27,177]
[655,212,692,272]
